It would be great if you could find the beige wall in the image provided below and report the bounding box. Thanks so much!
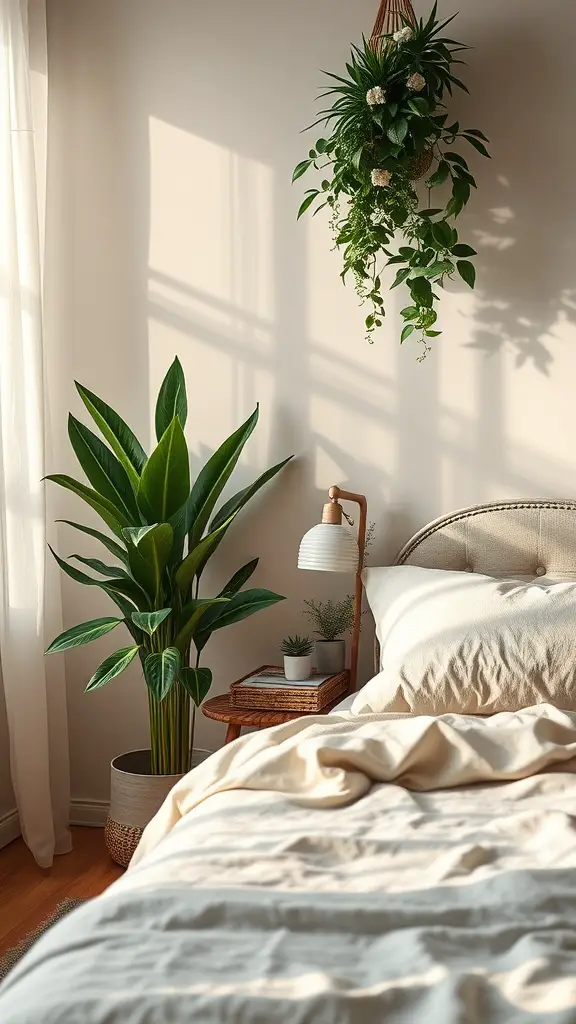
[45,0,576,803]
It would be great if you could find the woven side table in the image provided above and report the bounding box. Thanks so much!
[202,677,350,745]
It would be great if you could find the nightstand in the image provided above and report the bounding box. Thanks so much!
[202,671,350,744]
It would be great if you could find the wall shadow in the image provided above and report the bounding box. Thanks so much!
[45,0,576,785]
[442,15,576,371]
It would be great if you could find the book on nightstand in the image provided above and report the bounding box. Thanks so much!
[230,665,349,713]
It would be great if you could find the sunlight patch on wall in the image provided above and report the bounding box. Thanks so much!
[306,214,395,496]
[309,390,394,495]
[147,117,275,467]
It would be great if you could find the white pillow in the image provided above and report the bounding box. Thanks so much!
[352,566,576,716]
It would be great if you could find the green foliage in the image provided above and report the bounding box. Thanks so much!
[85,646,141,692]
[281,635,314,657]
[45,617,123,654]
[302,597,354,641]
[46,358,292,774]
[293,3,490,356]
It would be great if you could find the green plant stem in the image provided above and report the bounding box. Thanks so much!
[190,705,196,765]
[149,681,190,775]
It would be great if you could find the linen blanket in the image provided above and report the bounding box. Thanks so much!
[2,703,576,1022]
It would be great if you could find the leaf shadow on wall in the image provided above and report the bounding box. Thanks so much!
[139,0,576,675]
[30,0,576,797]
[445,17,576,373]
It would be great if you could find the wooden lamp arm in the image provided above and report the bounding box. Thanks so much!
[328,486,367,693]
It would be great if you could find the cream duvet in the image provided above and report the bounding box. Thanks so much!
[2,704,576,1022]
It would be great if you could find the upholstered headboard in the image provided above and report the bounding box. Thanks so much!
[396,500,576,578]
[373,499,576,672]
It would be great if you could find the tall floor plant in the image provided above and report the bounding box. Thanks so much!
[46,359,292,774]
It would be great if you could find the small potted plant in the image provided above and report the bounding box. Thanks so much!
[303,598,354,673]
[281,635,314,681]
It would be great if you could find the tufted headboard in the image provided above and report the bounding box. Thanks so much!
[373,499,576,672]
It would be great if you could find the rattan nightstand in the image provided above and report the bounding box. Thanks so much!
[202,669,350,744]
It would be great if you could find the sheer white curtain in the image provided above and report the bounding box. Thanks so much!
[0,0,70,866]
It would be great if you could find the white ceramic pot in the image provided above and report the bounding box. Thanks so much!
[315,639,346,674]
[284,655,313,681]
[105,749,183,867]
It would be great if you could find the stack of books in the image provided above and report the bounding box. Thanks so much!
[230,666,349,713]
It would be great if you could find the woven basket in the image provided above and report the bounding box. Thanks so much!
[408,149,433,180]
[104,820,144,869]
[105,750,183,867]
[231,667,349,713]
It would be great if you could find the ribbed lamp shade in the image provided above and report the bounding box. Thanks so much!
[298,524,359,573]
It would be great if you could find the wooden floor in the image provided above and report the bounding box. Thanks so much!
[0,827,123,954]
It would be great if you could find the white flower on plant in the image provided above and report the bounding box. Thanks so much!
[394,26,413,43]
[407,72,426,92]
[371,168,392,187]
[366,86,387,106]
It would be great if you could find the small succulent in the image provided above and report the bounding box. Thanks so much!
[281,635,314,657]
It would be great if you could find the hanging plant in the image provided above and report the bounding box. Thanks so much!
[293,2,490,357]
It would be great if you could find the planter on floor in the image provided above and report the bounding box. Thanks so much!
[105,750,183,868]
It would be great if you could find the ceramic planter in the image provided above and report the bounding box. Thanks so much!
[283,655,313,681]
[105,749,183,867]
[315,639,346,674]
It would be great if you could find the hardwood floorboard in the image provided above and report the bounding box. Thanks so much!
[0,827,123,953]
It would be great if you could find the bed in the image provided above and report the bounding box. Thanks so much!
[3,499,576,1023]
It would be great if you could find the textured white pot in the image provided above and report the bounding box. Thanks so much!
[315,639,346,674]
[284,655,313,681]
[105,749,184,867]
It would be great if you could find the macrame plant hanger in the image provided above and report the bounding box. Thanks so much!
[370,0,416,52]
[369,0,432,179]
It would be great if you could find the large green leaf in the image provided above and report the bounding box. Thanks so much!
[191,456,293,580]
[124,524,173,597]
[430,220,454,249]
[68,415,141,523]
[194,588,285,654]
[45,475,129,537]
[210,456,293,532]
[186,406,259,548]
[457,259,476,288]
[427,160,449,187]
[86,646,141,692]
[123,526,158,546]
[46,617,122,654]
[451,243,477,258]
[75,382,147,492]
[48,546,149,612]
[131,609,171,636]
[387,119,408,146]
[70,554,132,580]
[174,513,239,592]
[57,520,128,565]
[462,135,490,159]
[155,357,188,441]
[180,667,213,707]
[144,648,181,701]
[138,417,190,523]
[173,597,230,654]
[218,558,259,598]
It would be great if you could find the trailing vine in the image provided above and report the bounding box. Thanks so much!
[294,3,490,357]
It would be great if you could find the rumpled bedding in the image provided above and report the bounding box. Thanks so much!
[2,703,576,1022]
